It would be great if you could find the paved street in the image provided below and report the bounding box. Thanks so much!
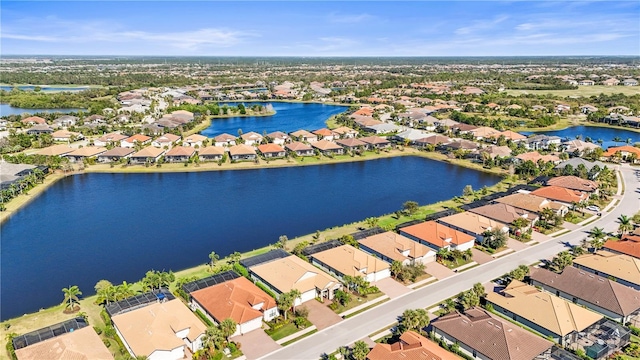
[260,165,638,360]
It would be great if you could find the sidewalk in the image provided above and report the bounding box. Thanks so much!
[275,325,317,345]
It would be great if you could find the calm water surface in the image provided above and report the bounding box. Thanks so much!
[201,102,347,137]
[0,156,500,319]
[521,126,640,149]
[0,104,84,116]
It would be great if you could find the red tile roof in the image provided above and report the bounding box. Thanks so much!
[367,331,459,360]
[530,186,586,204]
[400,221,475,248]
[604,235,640,259]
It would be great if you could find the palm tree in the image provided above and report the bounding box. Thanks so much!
[289,289,302,314]
[202,325,224,354]
[391,260,403,279]
[399,308,430,334]
[62,285,82,312]
[208,251,219,270]
[550,251,573,272]
[612,136,622,145]
[589,227,606,240]
[218,318,237,344]
[277,292,294,321]
[618,215,633,236]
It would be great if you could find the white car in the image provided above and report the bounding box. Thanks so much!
[586,205,600,212]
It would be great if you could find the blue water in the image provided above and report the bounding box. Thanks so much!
[0,85,89,92]
[201,102,348,137]
[520,126,640,149]
[0,156,501,320]
[0,104,84,116]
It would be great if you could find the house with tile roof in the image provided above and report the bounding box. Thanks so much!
[367,331,460,360]
[336,138,367,152]
[487,130,527,142]
[515,151,561,164]
[602,146,640,163]
[399,221,476,252]
[120,134,151,148]
[189,276,278,336]
[469,203,537,232]
[97,147,135,163]
[486,280,603,346]
[129,146,165,164]
[52,130,83,142]
[228,144,257,161]
[529,266,640,324]
[360,136,391,149]
[151,133,181,149]
[358,231,435,265]
[431,307,554,360]
[198,146,225,162]
[313,128,337,141]
[15,325,113,360]
[213,133,237,147]
[94,132,128,147]
[257,143,286,158]
[240,131,263,146]
[332,126,358,139]
[289,130,318,143]
[494,193,568,217]
[36,144,74,157]
[573,252,640,290]
[546,176,598,193]
[249,255,341,305]
[183,134,208,147]
[310,244,391,283]
[285,141,315,156]
[603,234,640,259]
[21,116,47,125]
[311,139,344,155]
[530,185,588,205]
[64,146,107,162]
[164,146,195,163]
[266,131,289,145]
[436,212,509,243]
[111,298,206,360]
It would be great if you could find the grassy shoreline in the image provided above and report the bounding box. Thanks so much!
[516,118,640,134]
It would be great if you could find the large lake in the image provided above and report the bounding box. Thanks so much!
[201,102,348,137]
[0,104,84,116]
[521,126,640,149]
[0,156,501,320]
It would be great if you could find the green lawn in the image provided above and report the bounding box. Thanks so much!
[439,257,474,269]
[330,291,384,314]
[265,318,312,341]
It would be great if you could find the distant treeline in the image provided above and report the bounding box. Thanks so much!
[0,87,122,111]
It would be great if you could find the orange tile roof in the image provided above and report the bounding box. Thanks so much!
[604,235,640,259]
[603,145,640,157]
[311,139,342,151]
[198,146,225,155]
[312,128,334,136]
[530,186,586,204]
[124,134,151,143]
[190,277,276,324]
[400,221,475,248]
[21,116,47,124]
[488,130,527,141]
[165,146,195,157]
[367,331,460,360]
[353,107,374,116]
[36,144,74,156]
[516,151,560,163]
[228,144,256,156]
[257,143,285,154]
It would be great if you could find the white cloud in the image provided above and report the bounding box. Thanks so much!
[327,12,375,24]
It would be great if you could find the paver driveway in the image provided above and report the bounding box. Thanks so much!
[304,299,343,330]
[374,277,411,299]
[231,329,280,360]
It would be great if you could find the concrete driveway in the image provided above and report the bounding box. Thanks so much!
[374,277,411,299]
[231,329,280,360]
[470,248,493,264]
[507,238,529,252]
[304,299,343,330]
[424,261,455,280]
[531,231,550,243]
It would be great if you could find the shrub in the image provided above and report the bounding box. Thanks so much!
[233,262,250,279]
[195,309,214,326]
[93,326,102,335]
[102,338,111,348]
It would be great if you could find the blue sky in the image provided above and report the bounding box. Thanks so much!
[1,1,639,56]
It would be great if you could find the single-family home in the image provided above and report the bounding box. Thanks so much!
[487,130,527,143]
[266,131,289,145]
[51,130,83,142]
[151,133,181,149]
[529,266,640,324]
[415,134,452,148]
[21,116,47,126]
[311,139,344,156]
[357,231,435,265]
[198,146,225,162]
[580,105,599,113]
[36,144,74,157]
[53,115,78,127]
[515,151,561,164]
[546,176,598,194]
[530,185,587,205]
[451,123,477,134]
[183,134,208,148]
[249,255,341,305]
[129,146,165,164]
[313,128,336,141]
[111,298,206,360]
[336,138,367,152]
[437,212,509,242]
[364,123,401,134]
[524,135,562,151]
[602,78,620,86]
[164,146,195,163]
[360,136,391,150]
[240,131,263,146]
[121,134,151,148]
[469,126,501,140]
[97,147,135,163]
[562,139,601,155]
[367,331,460,360]
[399,221,476,252]
[494,193,568,217]
[431,307,554,360]
[289,130,318,143]
[94,132,128,147]
[286,141,315,156]
[623,79,639,86]
[213,133,237,147]
[602,146,640,163]
[478,145,512,159]
[65,146,107,162]
[185,272,278,336]
[257,143,286,158]
[228,144,257,161]
[573,252,640,290]
[441,139,478,152]
[469,203,537,232]
[393,128,430,144]
[26,124,53,135]
[309,244,391,283]
[13,318,113,360]
[486,280,603,346]
[555,158,606,178]
[603,234,640,259]
[332,126,358,139]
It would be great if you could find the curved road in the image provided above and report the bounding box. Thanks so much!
[260,165,639,360]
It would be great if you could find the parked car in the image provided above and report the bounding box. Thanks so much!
[586,205,600,212]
